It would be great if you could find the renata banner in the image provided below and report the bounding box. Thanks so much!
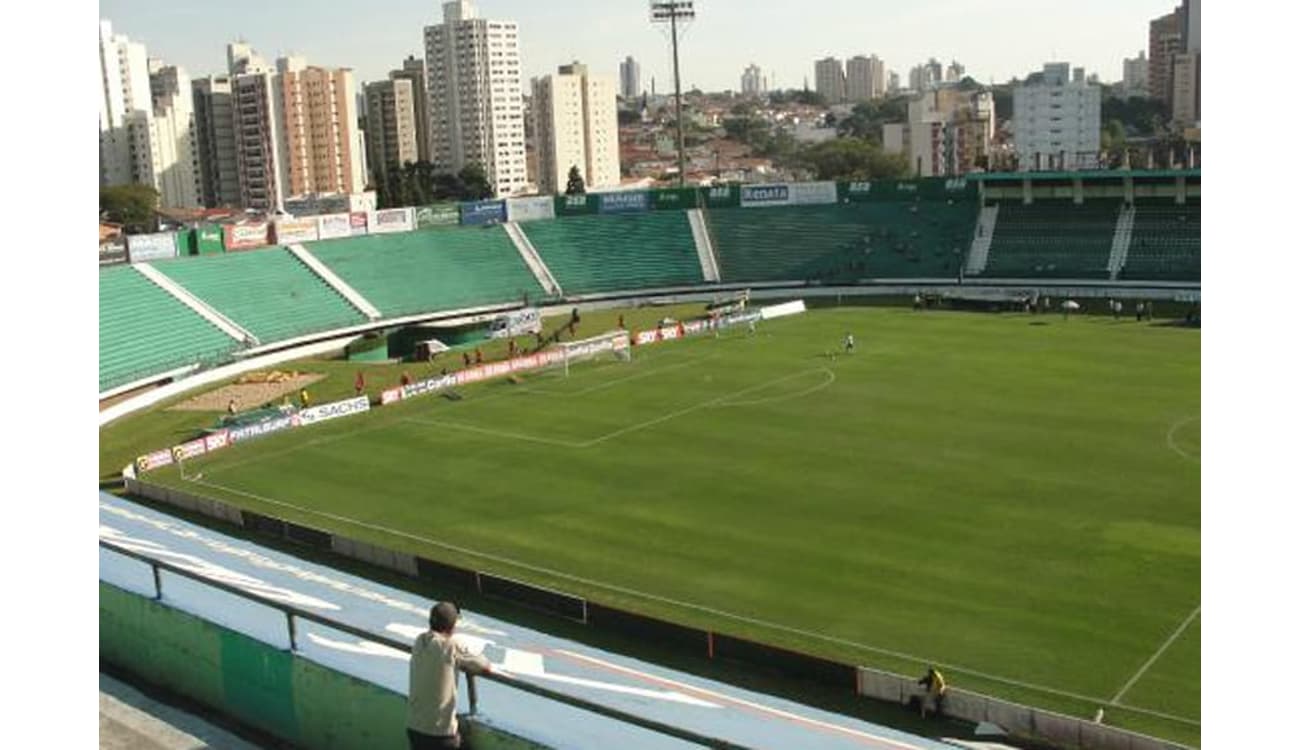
[171,439,207,461]
[740,184,791,207]
[788,181,838,205]
[204,430,229,452]
[597,190,650,214]
[370,208,415,234]
[273,218,319,244]
[349,212,369,235]
[296,396,370,426]
[224,223,269,250]
[505,196,556,223]
[127,232,178,263]
[228,415,298,443]
[381,387,404,405]
[317,213,352,240]
[135,449,174,473]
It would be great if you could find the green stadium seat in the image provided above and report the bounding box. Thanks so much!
[99,265,239,391]
[1122,201,1200,282]
[707,202,975,284]
[979,200,1119,280]
[521,213,705,295]
[307,227,546,318]
[151,247,368,342]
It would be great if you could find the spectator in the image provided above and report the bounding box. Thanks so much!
[227,398,237,416]
[917,666,947,719]
[474,348,483,365]
[298,389,310,408]
[407,602,492,749]
[354,371,366,396]
[462,352,471,368]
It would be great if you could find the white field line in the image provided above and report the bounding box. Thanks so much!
[712,368,836,408]
[553,649,927,750]
[517,352,720,397]
[1110,605,1201,705]
[1165,415,1200,462]
[182,475,1197,727]
[405,419,587,449]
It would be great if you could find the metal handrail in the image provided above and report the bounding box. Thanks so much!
[99,539,753,749]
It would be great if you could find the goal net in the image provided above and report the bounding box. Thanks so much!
[555,330,632,376]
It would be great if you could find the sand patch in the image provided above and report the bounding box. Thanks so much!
[170,373,326,412]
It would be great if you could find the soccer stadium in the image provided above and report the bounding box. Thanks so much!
[100,172,1199,750]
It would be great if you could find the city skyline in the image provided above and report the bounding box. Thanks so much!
[101,0,1175,93]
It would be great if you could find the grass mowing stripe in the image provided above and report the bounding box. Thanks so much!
[1110,605,1201,705]
[182,472,1198,727]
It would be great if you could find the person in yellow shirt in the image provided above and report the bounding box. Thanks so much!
[917,666,946,719]
[407,602,492,749]
[299,388,310,408]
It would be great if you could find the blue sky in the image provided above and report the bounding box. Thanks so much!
[100,0,1176,90]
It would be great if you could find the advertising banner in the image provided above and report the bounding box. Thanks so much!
[171,439,207,461]
[838,181,874,203]
[701,184,741,208]
[99,241,128,266]
[135,449,174,473]
[401,374,456,400]
[488,308,542,339]
[597,191,650,214]
[554,193,597,217]
[228,415,297,443]
[381,387,404,405]
[739,184,791,208]
[460,199,507,226]
[760,300,807,319]
[296,396,370,426]
[196,225,225,254]
[349,211,369,236]
[223,222,269,251]
[505,196,556,223]
[415,203,460,228]
[456,365,488,385]
[650,187,699,210]
[789,181,838,206]
[127,232,178,263]
[317,213,352,240]
[272,218,319,244]
[370,207,415,234]
[204,430,229,452]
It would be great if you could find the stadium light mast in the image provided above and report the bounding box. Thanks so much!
[650,1,695,187]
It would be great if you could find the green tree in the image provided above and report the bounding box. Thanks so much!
[722,115,770,144]
[100,184,159,233]
[1101,95,1168,137]
[565,165,586,195]
[835,96,908,141]
[798,138,909,180]
[458,163,493,200]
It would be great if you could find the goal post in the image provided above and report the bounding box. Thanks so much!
[556,330,632,376]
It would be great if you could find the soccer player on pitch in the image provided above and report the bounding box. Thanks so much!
[844,332,855,353]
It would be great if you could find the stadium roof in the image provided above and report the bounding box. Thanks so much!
[970,169,1200,182]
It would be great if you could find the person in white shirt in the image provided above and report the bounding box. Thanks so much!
[844,332,855,352]
[407,602,492,749]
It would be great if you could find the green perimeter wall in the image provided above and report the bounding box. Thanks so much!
[100,583,549,750]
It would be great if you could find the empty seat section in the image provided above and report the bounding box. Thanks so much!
[522,212,704,295]
[708,202,975,284]
[980,201,1118,279]
[1123,201,1200,281]
[99,265,238,391]
[152,247,367,342]
[307,227,545,318]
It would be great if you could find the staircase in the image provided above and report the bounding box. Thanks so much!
[1107,204,1136,280]
[687,209,721,282]
[504,222,563,297]
[134,262,257,346]
[964,204,999,277]
[285,243,382,320]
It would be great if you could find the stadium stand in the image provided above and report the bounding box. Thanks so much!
[151,248,369,342]
[707,202,976,284]
[99,265,238,391]
[520,212,706,295]
[307,227,546,318]
[1122,200,1200,281]
[978,200,1120,279]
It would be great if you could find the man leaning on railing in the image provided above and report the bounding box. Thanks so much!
[408,602,492,749]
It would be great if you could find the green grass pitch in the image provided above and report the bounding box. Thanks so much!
[108,305,1200,745]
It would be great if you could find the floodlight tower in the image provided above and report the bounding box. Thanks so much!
[650,1,695,187]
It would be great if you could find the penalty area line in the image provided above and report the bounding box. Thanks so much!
[1110,604,1201,706]
[177,474,1196,727]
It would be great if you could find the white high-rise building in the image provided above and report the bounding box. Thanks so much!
[1122,51,1148,98]
[845,55,885,101]
[619,56,641,99]
[424,0,528,197]
[741,64,766,96]
[814,57,846,104]
[149,63,201,208]
[1012,63,1102,171]
[882,87,994,177]
[532,62,620,195]
[99,20,154,190]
